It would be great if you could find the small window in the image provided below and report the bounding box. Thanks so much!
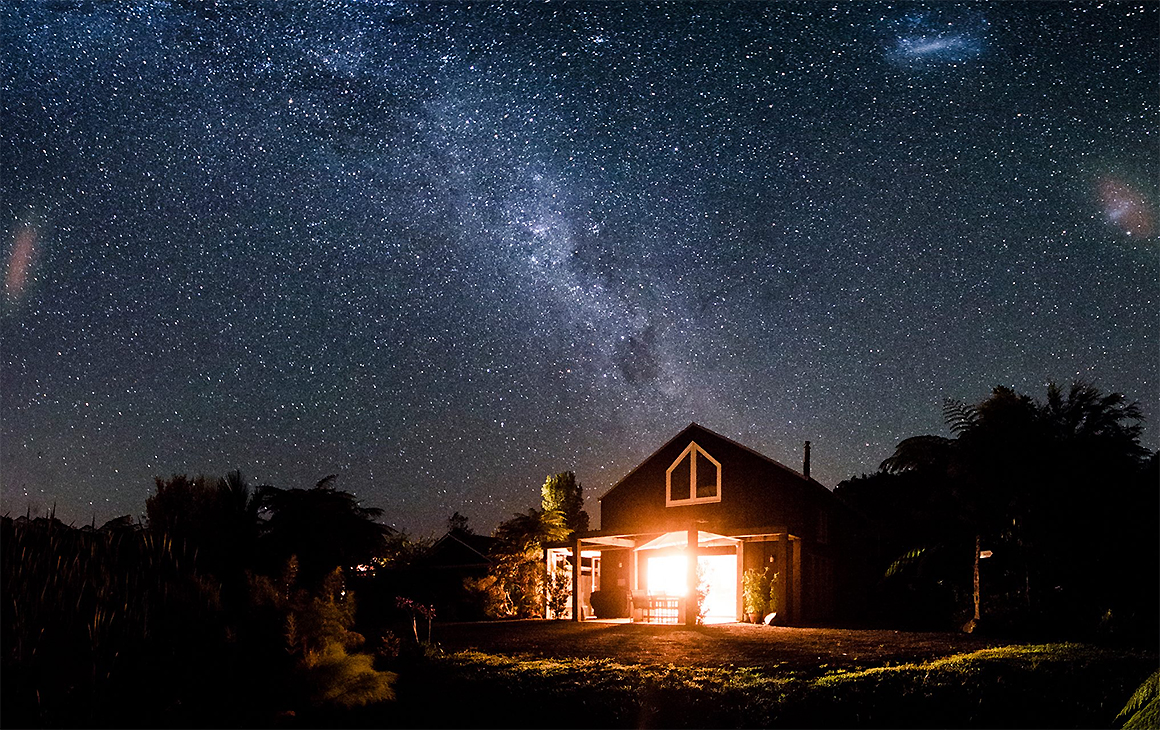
[666,441,721,506]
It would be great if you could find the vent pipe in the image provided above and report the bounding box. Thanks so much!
[803,441,811,480]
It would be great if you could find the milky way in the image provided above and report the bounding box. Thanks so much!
[2,2,1157,536]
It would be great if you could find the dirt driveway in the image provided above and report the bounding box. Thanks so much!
[436,619,1005,672]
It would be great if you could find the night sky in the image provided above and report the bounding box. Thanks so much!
[2,2,1157,537]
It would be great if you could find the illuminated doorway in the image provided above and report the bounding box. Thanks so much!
[645,553,737,623]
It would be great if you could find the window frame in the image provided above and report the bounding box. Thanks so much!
[665,441,722,507]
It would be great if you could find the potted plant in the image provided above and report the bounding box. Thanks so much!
[766,571,780,624]
[742,569,767,623]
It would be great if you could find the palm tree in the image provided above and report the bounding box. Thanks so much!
[880,382,1148,631]
[1042,381,1145,452]
[1031,382,1148,625]
[880,425,987,631]
[145,470,260,582]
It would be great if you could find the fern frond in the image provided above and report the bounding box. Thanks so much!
[1117,669,1160,729]
[942,399,978,435]
[885,546,927,578]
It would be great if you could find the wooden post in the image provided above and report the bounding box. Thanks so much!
[572,538,582,622]
[791,537,802,625]
[686,526,699,626]
[735,539,746,622]
[543,547,551,619]
[974,534,981,621]
[630,548,640,622]
[778,535,791,622]
[968,533,981,633]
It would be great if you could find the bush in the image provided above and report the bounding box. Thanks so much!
[251,562,397,711]
[589,589,630,618]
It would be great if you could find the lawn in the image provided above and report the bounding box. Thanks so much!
[434,619,1011,673]
[332,621,1158,729]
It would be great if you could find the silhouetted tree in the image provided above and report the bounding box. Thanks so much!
[447,511,472,534]
[1028,383,1150,632]
[145,470,260,610]
[255,475,392,590]
[872,430,978,629]
[863,380,1151,634]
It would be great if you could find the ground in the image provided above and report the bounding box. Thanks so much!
[436,619,1006,674]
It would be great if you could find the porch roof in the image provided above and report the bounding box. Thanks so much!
[546,525,794,550]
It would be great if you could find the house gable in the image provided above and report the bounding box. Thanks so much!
[420,529,496,569]
[599,423,837,539]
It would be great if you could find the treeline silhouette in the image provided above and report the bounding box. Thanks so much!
[836,382,1158,640]
[2,380,1156,727]
[2,473,404,727]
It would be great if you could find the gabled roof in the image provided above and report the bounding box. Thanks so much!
[421,528,497,568]
[599,421,835,502]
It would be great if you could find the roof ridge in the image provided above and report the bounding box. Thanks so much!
[598,422,834,504]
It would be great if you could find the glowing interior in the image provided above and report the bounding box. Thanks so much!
[646,554,737,621]
[646,555,688,596]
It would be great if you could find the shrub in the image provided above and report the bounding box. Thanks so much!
[589,589,630,618]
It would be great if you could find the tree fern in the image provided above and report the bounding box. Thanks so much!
[942,398,978,435]
[884,546,927,578]
[1116,669,1160,729]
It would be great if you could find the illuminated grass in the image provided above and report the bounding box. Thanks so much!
[385,643,1157,728]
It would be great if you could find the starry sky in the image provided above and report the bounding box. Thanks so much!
[2,2,1157,537]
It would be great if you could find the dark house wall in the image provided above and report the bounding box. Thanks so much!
[600,423,836,539]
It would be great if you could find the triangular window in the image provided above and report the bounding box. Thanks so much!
[665,441,722,506]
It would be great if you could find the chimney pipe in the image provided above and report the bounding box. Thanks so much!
[803,441,811,480]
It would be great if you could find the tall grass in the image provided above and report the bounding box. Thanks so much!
[3,513,397,727]
[1,516,221,726]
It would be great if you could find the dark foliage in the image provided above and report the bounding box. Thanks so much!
[255,474,393,590]
[447,511,472,534]
[146,470,259,609]
[837,381,1156,639]
[1,514,228,727]
[474,507,568,617]
[2,471,399,728]
[541,471,590,536]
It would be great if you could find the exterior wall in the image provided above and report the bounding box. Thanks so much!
[598,549,634,592]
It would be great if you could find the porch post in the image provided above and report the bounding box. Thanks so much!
[572,538,582,622]
[543,546,550,619]
[735,539,745,622]
[791,537,802,625]
[686,526,698,626]
[778,535,791,623]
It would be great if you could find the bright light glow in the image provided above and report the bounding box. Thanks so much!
[646,554,737,622]
[699,555,737,621]
[647,555,688,596]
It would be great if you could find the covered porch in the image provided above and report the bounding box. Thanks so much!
[545,525,803,625]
